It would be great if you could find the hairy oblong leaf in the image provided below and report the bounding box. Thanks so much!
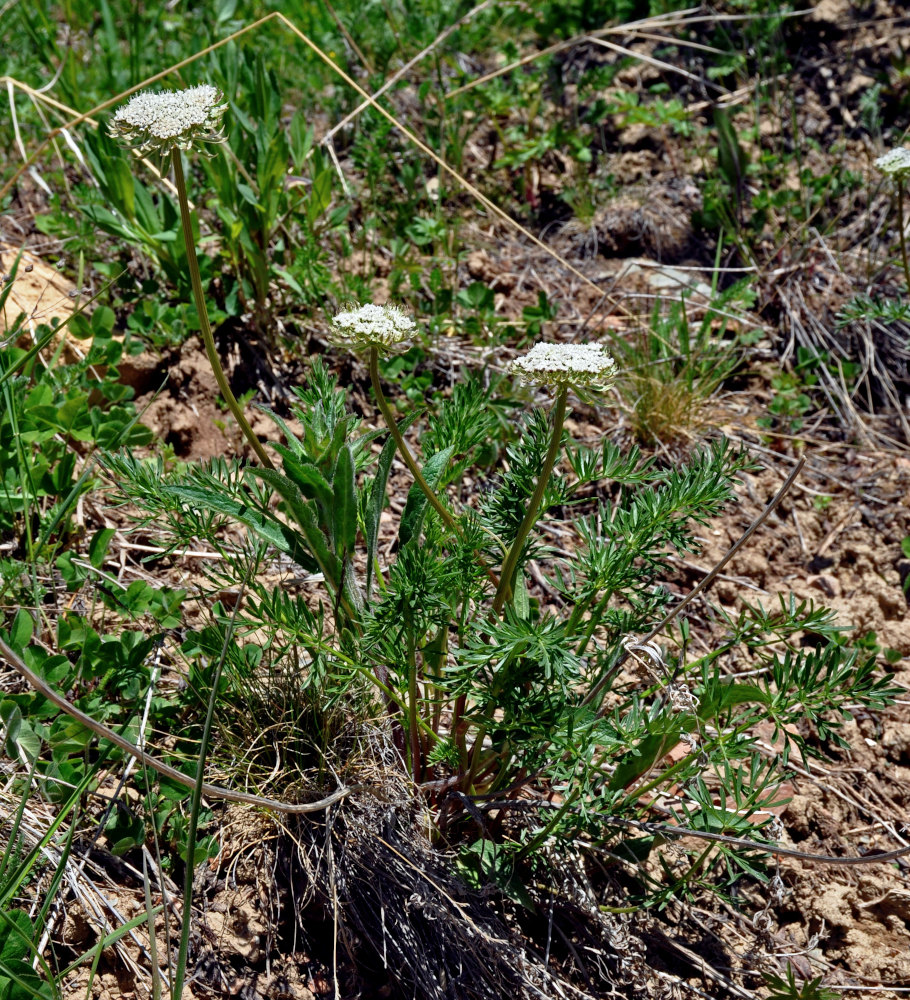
[364,412,420,598]
[609,731,683,792]
[399,446,454,546]
[365,434,397,599]
[512,572,531,621]
[165,485,317,573]
[332,444,357,557]
[272,456,334,513]
[262,410,306,458]
[248,467,330,551]
[293,500,344,592]
[698,681,771,720]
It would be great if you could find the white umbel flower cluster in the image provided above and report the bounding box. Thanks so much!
[875,147,910,178]
[331,303,416,353]
[511,342,617,390]
[109,85,228,155]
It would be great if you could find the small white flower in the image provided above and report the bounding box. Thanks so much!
[875,146,910,178]
[510,342,617,390]
[109,85,228,156]
[330,303,416,353]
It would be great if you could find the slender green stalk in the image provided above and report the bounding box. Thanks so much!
[368,345,457,533]
[171,149,274,470]
[899,181,910,290]
[492,389,568,615]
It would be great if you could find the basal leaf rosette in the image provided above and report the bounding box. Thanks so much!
[108,85,228,157]
[511,342,617,397]
[330,303,417,355]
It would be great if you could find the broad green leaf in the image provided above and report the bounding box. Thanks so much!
[0,703,40,766]
[9,612,32,651]
[698,681,771,720]
[307,169,332,225]
[102,158,135,221]
[609,732,681,792]
[88,528,116,569]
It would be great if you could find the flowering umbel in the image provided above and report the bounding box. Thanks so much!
[875,147,910,179]
[330,303,416,353]
[108,85,228,156]
[511,342,617,390]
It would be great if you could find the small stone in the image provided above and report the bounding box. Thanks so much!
[807,574,840,598]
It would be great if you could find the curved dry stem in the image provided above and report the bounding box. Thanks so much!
[0,636,349,814]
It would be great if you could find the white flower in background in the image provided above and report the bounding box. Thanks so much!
[108,85,228,155]
[875,146,910,178]
[331,303,416,353]
[511,342,617,390]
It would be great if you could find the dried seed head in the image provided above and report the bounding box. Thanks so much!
[666,682,700,714]
[875,146,910,178]
[108,85,228,156]
[511,342,617,390]
[330,303,417,353]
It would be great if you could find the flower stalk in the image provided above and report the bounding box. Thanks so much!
[171,151,274,469]
[492,388,568,615]
[110,85,272,468]
[368,345,459,535]
[875,146,910,290]
[899,182,910,290]
[492,340,616,616]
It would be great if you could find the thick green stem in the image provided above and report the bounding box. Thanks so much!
[171,150,273,470]
[368,346,458,533]
[899,181,910,291]
[492,389,568,615]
